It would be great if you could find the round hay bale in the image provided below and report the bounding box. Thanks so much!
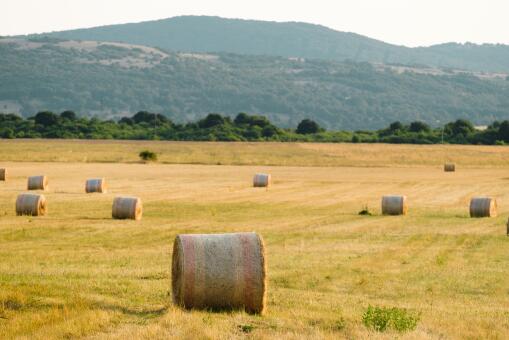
[444,163,455,172]
[172,232,266,314]
[27,175,48,190]
[253,173,271,187]
[86,178,107,193]
[112,196,142,220]
[16,193,47,216]
[469,197,497,218]
[0,168,6,181]
[381,195,408,215]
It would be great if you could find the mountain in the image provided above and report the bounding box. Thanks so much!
[1,38,508,130]
[29,15,509,73]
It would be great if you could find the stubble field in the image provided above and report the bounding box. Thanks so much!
[1,140,509,339]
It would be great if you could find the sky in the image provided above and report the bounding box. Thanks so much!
[2,0,509,47]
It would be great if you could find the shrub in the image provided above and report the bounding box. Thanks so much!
[362,305,419,332]
[358,204,372,216]
[296,119,321,134]
[34,111,59,127]
[139,150,158,162]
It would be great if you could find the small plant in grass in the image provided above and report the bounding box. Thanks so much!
[358,204,372,216]
[362,305,419,332]
[139,150,158,162]
[238,324,255,333]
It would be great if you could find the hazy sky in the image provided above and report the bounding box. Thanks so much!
[2,0,508,47]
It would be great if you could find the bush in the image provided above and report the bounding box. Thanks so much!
[139,150,158,162]
[296,119,321,134]
[362,305,419,332]
[358,204,372,216]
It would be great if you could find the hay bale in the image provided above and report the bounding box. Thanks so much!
[0,168,6,181]
[469,197,497,218]
[253,173,271,187]
[16,193,47,216]
[27,175,48,190]
[444,163,455,172]
[172,232,266,314]
[112,196,142,220]
[381,195,408,215]
[86,178,107,193]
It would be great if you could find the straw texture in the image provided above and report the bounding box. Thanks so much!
[112,196,142,220]
[86,178,107,193]
[27,175,48,190]
[172,232,267,314]
[253,174,271,187]
[469,197,497,218]
[381,195,408,215]
[0,168,6,181]
[16,193,47,216]
[444,163,455,172]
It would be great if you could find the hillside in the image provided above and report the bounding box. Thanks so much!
[1,38,509,130]
[32,15,509,73]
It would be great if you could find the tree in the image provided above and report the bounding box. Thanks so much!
[34,111,59,127]
[498,120,509,142]
[296,119,320,134]
[446,119,475,137]
[409,121,430,133]
[119,117,134,125]
[199,114,226,128]
[60,110,77,120]
[132,111,168,124]
[234,113,250,125]
[262,125,278,138]
[389,121,403,132]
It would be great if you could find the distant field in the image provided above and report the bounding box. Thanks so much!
[1,140,509,338]
[2,139,509,167]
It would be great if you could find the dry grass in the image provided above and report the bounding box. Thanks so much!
[1,140,509,339]
[2,139,509,167]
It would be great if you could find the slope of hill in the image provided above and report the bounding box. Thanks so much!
[32,15,509,73]
[1,38,509,130]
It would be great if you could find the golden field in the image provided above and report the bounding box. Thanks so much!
[1,140,509,339]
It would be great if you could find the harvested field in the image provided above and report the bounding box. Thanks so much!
[0,140,509,338]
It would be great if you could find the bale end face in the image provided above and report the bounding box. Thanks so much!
[469,197,497,218]
[16,193,47,216]
[444,163,456,172]
[27,175,48,190]
[253,174,271,188]
[381,195,408,215]
[0,168,6,181]
[86,178,107,193]
[112,196,142,220]
[172,232,266,314]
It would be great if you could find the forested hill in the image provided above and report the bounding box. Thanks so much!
[31,15,509,73]
[1,38,509,130]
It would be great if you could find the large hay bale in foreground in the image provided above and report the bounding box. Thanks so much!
[469,197,497,218]
[86,178,107,193]
[444,163,456,172]
[172,232,266,314]
[0,168,6,181]
[16,193,47,216]
[253,173,271,187]
[381,195,408,215]
[27,175,48,190]
[112,196,142,220]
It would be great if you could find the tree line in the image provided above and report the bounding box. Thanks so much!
[1,110,509,145]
